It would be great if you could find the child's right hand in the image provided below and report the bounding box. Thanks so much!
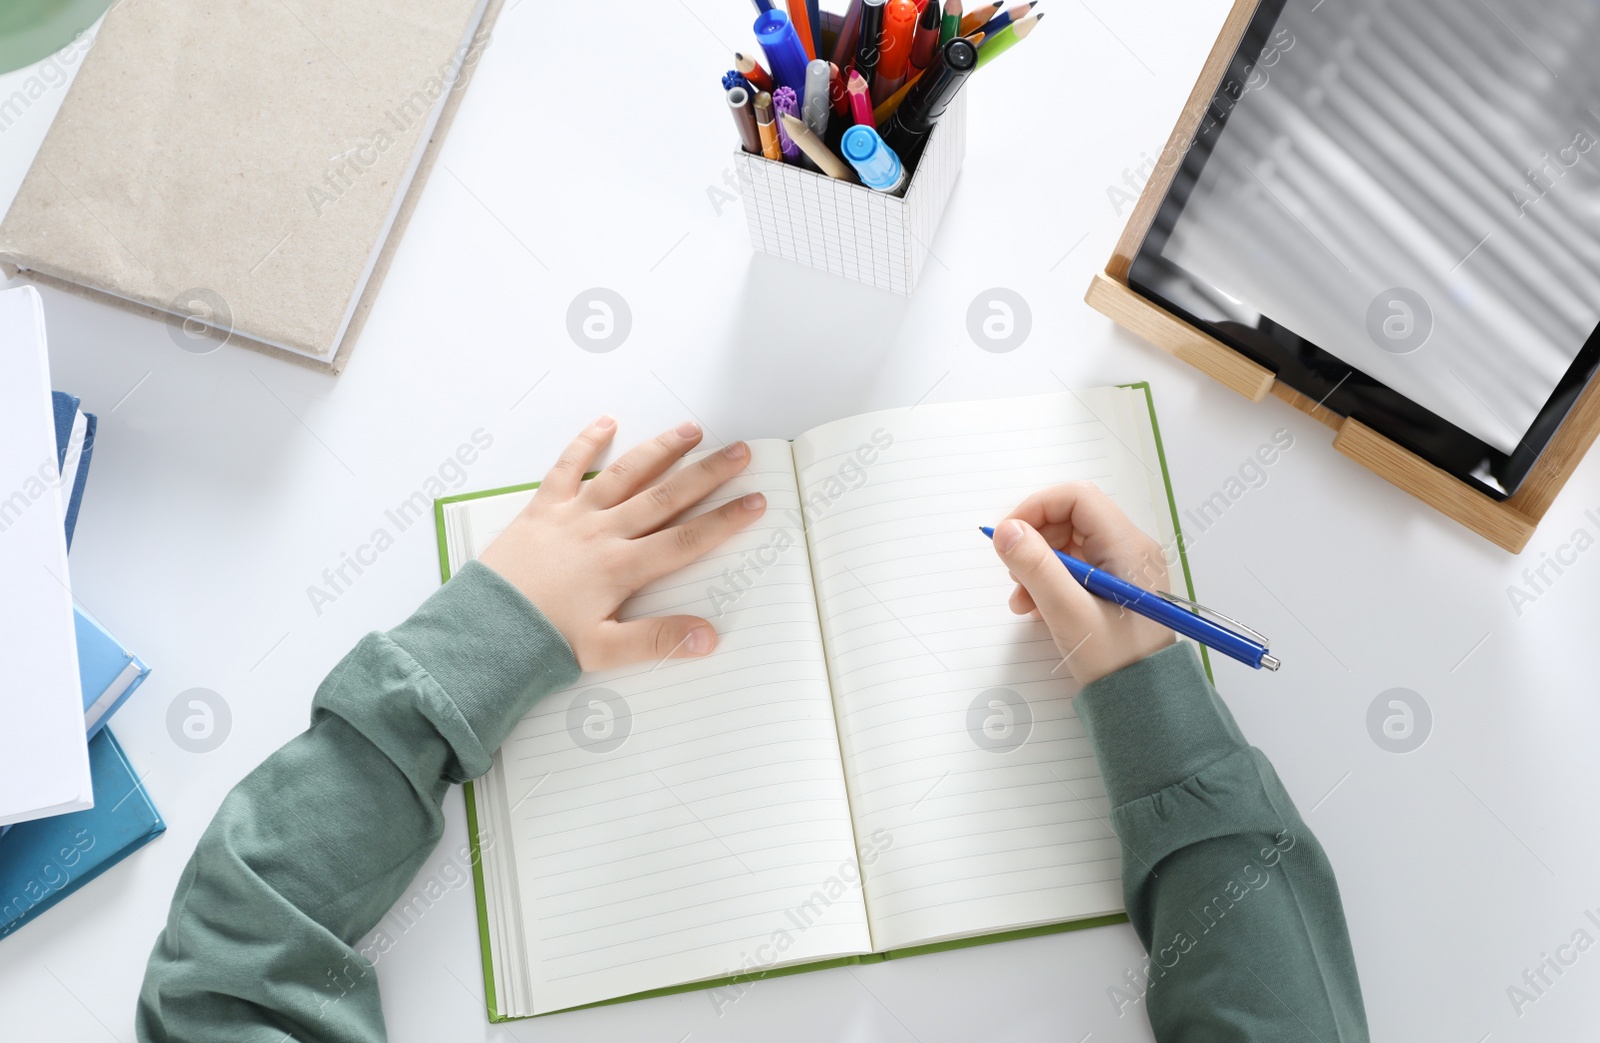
[990,482,1176,686]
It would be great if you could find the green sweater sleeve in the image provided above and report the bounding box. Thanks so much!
[135,561,580,1043]
[1075,643,1369,1042]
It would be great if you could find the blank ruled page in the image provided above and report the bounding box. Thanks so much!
[443,439,869,1015]
[792,391,1174,951]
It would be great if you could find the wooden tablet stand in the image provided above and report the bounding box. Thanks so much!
[1084,0,1600,554]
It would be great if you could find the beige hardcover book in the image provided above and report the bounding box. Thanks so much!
[0,0,500,372]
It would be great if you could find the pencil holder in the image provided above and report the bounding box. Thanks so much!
[733,92,966,295]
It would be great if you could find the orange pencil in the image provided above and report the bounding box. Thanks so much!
[958,0,1001,35]
[787,0,818,61]
[736,52,774,92]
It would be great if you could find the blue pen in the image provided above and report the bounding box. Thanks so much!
[979,527,1281,671]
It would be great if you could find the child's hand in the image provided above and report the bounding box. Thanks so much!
[479,417,766,672]
[990,482,1175,685]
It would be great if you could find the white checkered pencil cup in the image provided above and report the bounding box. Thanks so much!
[734,92,966,296]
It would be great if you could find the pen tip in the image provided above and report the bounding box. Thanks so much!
[979,526,995,538]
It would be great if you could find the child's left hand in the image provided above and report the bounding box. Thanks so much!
[480,416,767,671]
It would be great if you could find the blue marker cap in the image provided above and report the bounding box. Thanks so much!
[840,125,905,192]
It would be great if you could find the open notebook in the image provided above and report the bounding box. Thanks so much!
[433,387,1203,1019]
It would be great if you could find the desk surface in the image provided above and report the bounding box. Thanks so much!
[4,3,1599,1041]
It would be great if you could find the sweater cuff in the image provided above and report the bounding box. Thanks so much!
[386,560,581,755]
[1075,642,1247,810]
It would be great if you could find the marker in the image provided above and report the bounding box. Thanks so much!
[772,86,804,163]
[779,112,858,181]
[831,0,866,68]
[754,10,810,93]
[911,0,943,72]
[828,61,850,118]
[978,527,1281,671]
[855,0,887,95]
[874,0,919,104]
[754,90,783,161]
[880,36,978,161]
[840,124,906,193]
[803,59,832,142]
[722,69,752,94]
[727,86,762,154]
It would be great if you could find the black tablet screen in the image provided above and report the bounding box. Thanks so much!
[1130,0,1600,497]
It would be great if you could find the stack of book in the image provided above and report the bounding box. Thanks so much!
[0,285,165,941]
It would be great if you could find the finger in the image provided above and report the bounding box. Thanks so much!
[1008,582,1037,616]
[991,519,1099,631]
[1004,482,1168,590]
[616,441,752,534]
[633,491,766,578]
[540,416,617,500]
[584,421,703,509]
[586,615,718,671]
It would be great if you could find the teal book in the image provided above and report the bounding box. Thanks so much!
[432,387,1205,1019]
[0,729,165,940]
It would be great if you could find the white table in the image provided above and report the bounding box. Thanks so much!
[4,3,1599,1040]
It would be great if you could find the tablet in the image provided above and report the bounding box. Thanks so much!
[1128,0,1600,499]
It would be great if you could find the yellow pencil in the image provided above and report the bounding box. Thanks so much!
[958,0,1001,36]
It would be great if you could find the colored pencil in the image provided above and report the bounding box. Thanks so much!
[958,0,1001,36]
[736,52,774,92]
[846,68,874,126]
[787,0,818,62]
[975,2,1035,40]
[872,68,923,124]
[779,112,859,180]
[973,11,1041,70]
[754,90,783,160]
[939,0,961,45]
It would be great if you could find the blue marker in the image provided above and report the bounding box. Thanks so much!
[840,125,906,193]
[754,10,811,94]
[979,526,1281,671]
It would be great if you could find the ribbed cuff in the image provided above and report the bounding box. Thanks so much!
[1075,642,1247,810]
[386,560,581,755]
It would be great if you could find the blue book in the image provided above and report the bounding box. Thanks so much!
[0,729,165,941]
[76,610,150,739]
[49,391,95,550]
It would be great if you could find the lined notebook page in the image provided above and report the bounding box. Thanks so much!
[792,390,1173,951]
[442,439,869,1015]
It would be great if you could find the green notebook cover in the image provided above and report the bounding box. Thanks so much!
[432,383,1208,1020]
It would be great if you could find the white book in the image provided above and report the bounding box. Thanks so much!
[0,286,92,827]
[435,388,1193,1019]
